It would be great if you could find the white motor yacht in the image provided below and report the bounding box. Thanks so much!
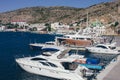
[29,41,64,51]
[16,49,90,80]
[86,42,119,54]
[55,32,93,47]
[29,43,44,50]
[41,43,66,51]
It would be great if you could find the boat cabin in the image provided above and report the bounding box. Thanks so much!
[96,44,116,50]
[61,62,78,70]
[31,57,47,61]
[39,61,58,68]
[63,35,92,41]
[45,41,55,45]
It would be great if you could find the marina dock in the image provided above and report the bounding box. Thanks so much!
[96,47,120,80]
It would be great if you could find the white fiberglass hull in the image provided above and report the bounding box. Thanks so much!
[42,45,65,51]
[16,59,84,80]
[29,43,45,50]
[87,47,119,54]
[29,43,64,51]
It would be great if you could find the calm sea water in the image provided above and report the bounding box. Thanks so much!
[0,32,57,80]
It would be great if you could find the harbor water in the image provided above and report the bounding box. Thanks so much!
[0,32,57,80]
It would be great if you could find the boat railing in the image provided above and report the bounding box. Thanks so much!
[57,49,70,59]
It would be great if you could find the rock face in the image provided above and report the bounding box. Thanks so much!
[0,1,120,24]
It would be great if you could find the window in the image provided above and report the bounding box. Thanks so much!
[47,62,58,67]
[61,62,78,70]
[96,45,107,49]
[76,38,79,40]
[31,57,47,61]
[64,36,69,38]
[46,42,54,45]
[109,46,116,50]
[40,62,49,66]
[79,38,84,40]
[42,53,51,56]
[39,68,41,70]
[87,38,91,40]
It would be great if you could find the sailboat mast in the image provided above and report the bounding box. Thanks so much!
[86,12,89,27]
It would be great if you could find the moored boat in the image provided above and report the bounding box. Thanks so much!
[29,43,44,50]
[86,42,120,54]
[16,49,93,80]
[55,30,94,47]
[29,41,58,50]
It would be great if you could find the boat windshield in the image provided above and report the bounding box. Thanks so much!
[40,61,58,68]
[109,46,116,50]
[31,57,47,61]
[86,38,91,40]
[61,62,78,70]
[47,62,58,67]
[46,42,54,45]
[96,45,107,49]
[40,62,49,66]
[42,52,53,56]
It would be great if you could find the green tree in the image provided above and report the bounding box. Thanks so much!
[0,20,2,25]
[45,23,51,31]
[6,23,14,29]
[114,21,119,27]
[33,27,37,31]
[25,26,28,29]
[14,24,19,28]
[47,26,51,31]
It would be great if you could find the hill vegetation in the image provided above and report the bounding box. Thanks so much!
[0,1,120,24]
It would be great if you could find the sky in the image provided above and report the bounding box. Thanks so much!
[0,0,112,13]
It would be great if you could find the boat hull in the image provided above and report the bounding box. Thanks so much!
[16,59,84,80]
[65,39,92,46]
[30,45,42,50]
[29,43,44,50]
[56,38,92,47]
[42,45,64,51]
[86,48,119,54]
[42,48,59,51]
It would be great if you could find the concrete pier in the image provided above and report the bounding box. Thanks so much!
[103,57,120,80]
[96,54,120,80]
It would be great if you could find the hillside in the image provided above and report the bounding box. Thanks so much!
[0,1,120,24]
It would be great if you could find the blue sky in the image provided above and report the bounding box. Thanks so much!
[0,0,111,12]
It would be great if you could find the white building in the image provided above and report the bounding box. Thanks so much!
[0,26,6,31]
[29,23,46,31]
[11,20,28,27]
[51,22,71,34]
[90,20,106,36]
[51,22,70,30]
[92,25,106,36]
[82,22,106,37]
